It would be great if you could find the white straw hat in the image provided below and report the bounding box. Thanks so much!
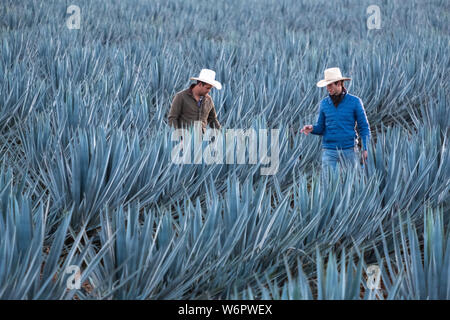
[316,67,351,87]
[190,69,222,90]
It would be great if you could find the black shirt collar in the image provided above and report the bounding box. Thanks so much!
[329,88,347,107]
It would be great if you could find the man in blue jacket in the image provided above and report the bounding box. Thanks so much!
[301,67,371,170]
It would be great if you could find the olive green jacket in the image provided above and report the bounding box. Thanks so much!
[168,85,221,131]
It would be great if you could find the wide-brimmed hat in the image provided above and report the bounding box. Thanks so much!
[316,67,351,87]
[190,69,222,90]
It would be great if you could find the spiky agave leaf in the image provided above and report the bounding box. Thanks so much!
[373,206,450,299]
[0,187,107,299]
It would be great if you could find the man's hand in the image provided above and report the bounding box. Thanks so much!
[300,125,313,135]
[362,150,368,164]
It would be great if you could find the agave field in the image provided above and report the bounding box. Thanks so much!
[0,0,449,300]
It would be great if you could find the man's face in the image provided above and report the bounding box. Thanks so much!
[199,83,213,96]
[326,81,342,96]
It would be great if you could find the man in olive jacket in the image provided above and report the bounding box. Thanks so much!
[168,69,222,132]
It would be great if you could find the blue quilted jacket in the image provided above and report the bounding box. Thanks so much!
[311,93,371,150]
